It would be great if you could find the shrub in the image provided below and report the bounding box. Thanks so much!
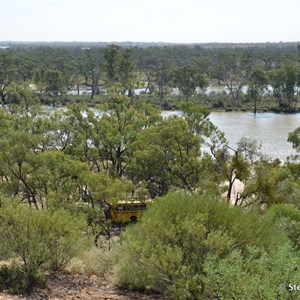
[0,200,89,272]
[0,265,45,295]
[266,203,300,251]
[67,241,119,277]
[115,192,300,299]
[203,244,300,300]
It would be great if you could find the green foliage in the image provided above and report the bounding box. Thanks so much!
[266,203,300,251]
[288,127,300,153]
[0,200,88,272]
[242,161,300,207]
[0,50,18,104]
[204,244,300,300]
[0,265,45,295]
[267,62,300,108]
[115,192,296,299]
[171,63,207,100]
[6,82,40,114]
[209,50,252,102]
[128,118,203,197]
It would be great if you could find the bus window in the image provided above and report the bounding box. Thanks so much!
[122,205,131,211]
[130,205,139,211]
[115,206,123,212]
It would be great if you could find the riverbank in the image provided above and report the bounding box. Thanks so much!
[45,87,300,115]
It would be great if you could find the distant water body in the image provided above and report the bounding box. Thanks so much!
[163,111,300,161]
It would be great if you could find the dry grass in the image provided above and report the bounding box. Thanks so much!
[66,238,119,278]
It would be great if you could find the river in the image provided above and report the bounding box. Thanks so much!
[163,111,300,161]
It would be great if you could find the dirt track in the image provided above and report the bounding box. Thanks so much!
[0,273,162,300]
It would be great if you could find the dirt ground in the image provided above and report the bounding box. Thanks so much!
[0,273,162,300]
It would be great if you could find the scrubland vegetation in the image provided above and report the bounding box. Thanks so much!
[0,42,300,298]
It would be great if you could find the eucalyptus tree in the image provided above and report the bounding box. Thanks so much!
[103,45,137,95]
[288,127,300,154]
[127,117,203,197]
[0,108,90,209]
[247,65,267,114]
[152,59,172,104]
[117,48,137,96]
[15,51,35,82]
[0,115,45,208]
[171,63,208,100]
[241,161,300,208]
[95,87,161,177]
[83,48,104,99]
[128,102,226,198]
[209,50,253,102]
[44,69,66,106]
[267,62,300,109]
[103,44,120,83]
[6,82,40,115]
[33,104,100,168]
[33,67,66,106]
[77,170,131,244]
[210,137,263,204]
[0,50,18,106]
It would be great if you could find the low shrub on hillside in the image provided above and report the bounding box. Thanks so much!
[115,192,300,299]
[0,265,45,295]
[0,200,89,272]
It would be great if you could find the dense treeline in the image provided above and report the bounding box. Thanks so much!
[1,43,300,297]
[1,42,300,111]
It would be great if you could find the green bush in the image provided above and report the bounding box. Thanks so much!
[0,200,89,272]
[115,192,300,299]
[0,265,45,295]
[266,203,300,251]
[204,245,300,299]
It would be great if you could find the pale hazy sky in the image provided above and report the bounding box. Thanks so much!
[0,0,299,43]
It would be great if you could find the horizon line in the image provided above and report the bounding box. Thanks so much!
[1,40,300,44]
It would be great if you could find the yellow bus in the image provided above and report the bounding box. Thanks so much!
[107,201,147,223]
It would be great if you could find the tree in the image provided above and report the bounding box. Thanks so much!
[95,92,161,177]
[0,112,88,209]
[83,48,103,99]
[209,50,253,102]
[0,51,18,106]
[241,161,300,208]
[6,82,40,114]
[267,62,300,109]
[15,51,35,82]
[104,45,137,96]
[171,63,208,100]
[34,67,66,106]
[45,69,67,106]
[152,60,172,104]
[77,170,131,246]
[117,48,137,96]
[103,44,120,83]
[247,65,267,114]
[211,138,262,204]
[128,118,203,197]
[288,127,300,154]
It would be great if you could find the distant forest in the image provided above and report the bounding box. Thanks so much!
[1,41,300,111]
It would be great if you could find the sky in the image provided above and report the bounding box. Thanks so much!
[0,0,299,43]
